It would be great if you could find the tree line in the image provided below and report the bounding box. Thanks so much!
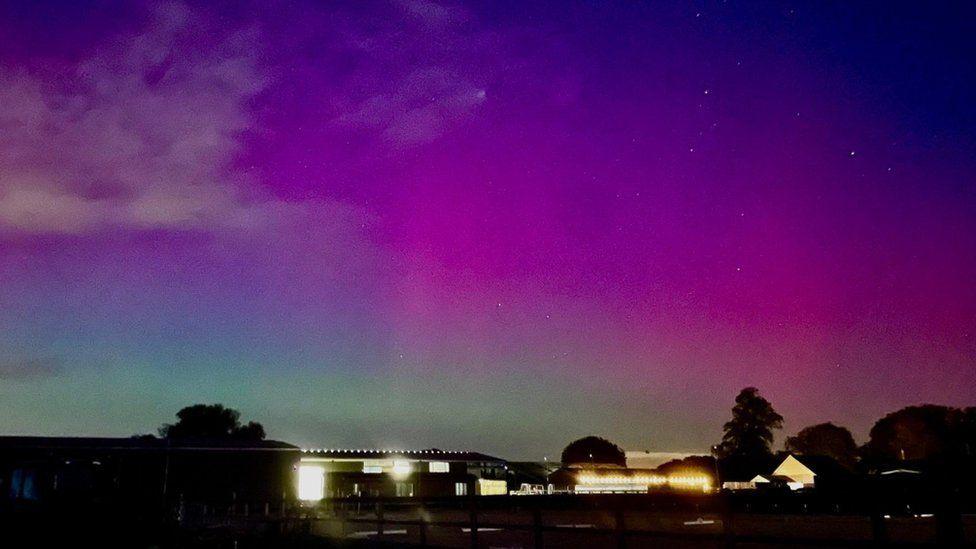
[561,387,976,481]
[713,387,976,477]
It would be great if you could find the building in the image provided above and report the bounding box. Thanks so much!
[506,460,561,493]
[721,454,852,492]
[0,437,509,507]
[548,465,712,494]
[0,436,301,509]
[296,448,507,500]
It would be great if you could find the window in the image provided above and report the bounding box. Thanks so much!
[455,482,468,496]
[428,461,449,473]
[10,469,39,501]
[362,465,382,474]
[395,482,414,497]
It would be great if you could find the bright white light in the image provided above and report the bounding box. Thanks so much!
[393,460,413,477]
[298,465,325,501]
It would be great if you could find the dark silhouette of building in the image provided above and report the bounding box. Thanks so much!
[0,436,300,509]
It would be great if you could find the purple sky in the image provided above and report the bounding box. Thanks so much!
[0,0,974,459]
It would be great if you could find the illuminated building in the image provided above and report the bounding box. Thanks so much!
[298,448,507,499]
[548,466,713,494]
[721,454,853,492]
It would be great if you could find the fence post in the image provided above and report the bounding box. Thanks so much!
[614,508,626,549]
[419,505,428,547]
[533,507,543,549]
[722,494,735,549]
[377,500,385,538]
[469,494,479,548]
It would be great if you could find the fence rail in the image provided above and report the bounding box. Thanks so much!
[191,492,972,548]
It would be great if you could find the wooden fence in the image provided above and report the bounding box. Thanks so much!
[188,492,973,547]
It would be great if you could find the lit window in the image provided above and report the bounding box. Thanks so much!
[298,465,325,501]
[395,482,414,497]
[429,461,449,473]
[363,465,383,474]
[455,482,468,496]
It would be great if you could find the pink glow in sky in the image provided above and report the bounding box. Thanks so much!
[0,0,974,458]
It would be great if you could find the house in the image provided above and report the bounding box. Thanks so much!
[296,448,507,499]
[721,454,854,491]
[770,454,816,489]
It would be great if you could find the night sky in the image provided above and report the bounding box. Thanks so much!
[1,1,974,459]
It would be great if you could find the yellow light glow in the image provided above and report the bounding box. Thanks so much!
[298,465,325,501]
[576,472,712,492]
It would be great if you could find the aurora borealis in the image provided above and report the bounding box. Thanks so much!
[0,1,973,459]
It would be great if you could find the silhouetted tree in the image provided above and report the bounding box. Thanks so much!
[864,405,953,462]
[561,436,626,467]
[951,407,976,458]
[714,387,783,460]
[234,421,266,440]
[656,455,717,476]
[785,422,858,468]
[159,404,266,440]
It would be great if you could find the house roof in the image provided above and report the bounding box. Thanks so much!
[300,447,505,463]
[771,454,854,481]
[0,436,298,451]
[772,455,816,479]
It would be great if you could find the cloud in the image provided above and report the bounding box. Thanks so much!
[0,357,61,381]
[397,0,470,28]
[339,67,486,147]
[327,3,491,149]
[0,2,299,235]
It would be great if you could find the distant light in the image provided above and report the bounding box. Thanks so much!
[298,465,325,501]
[576,472,712,492]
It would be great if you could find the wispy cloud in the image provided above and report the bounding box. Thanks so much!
[325,1,492,149]
[338,66,486,147]
[0,2,302,235]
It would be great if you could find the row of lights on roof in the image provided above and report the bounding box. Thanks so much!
[300,448,470,454]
